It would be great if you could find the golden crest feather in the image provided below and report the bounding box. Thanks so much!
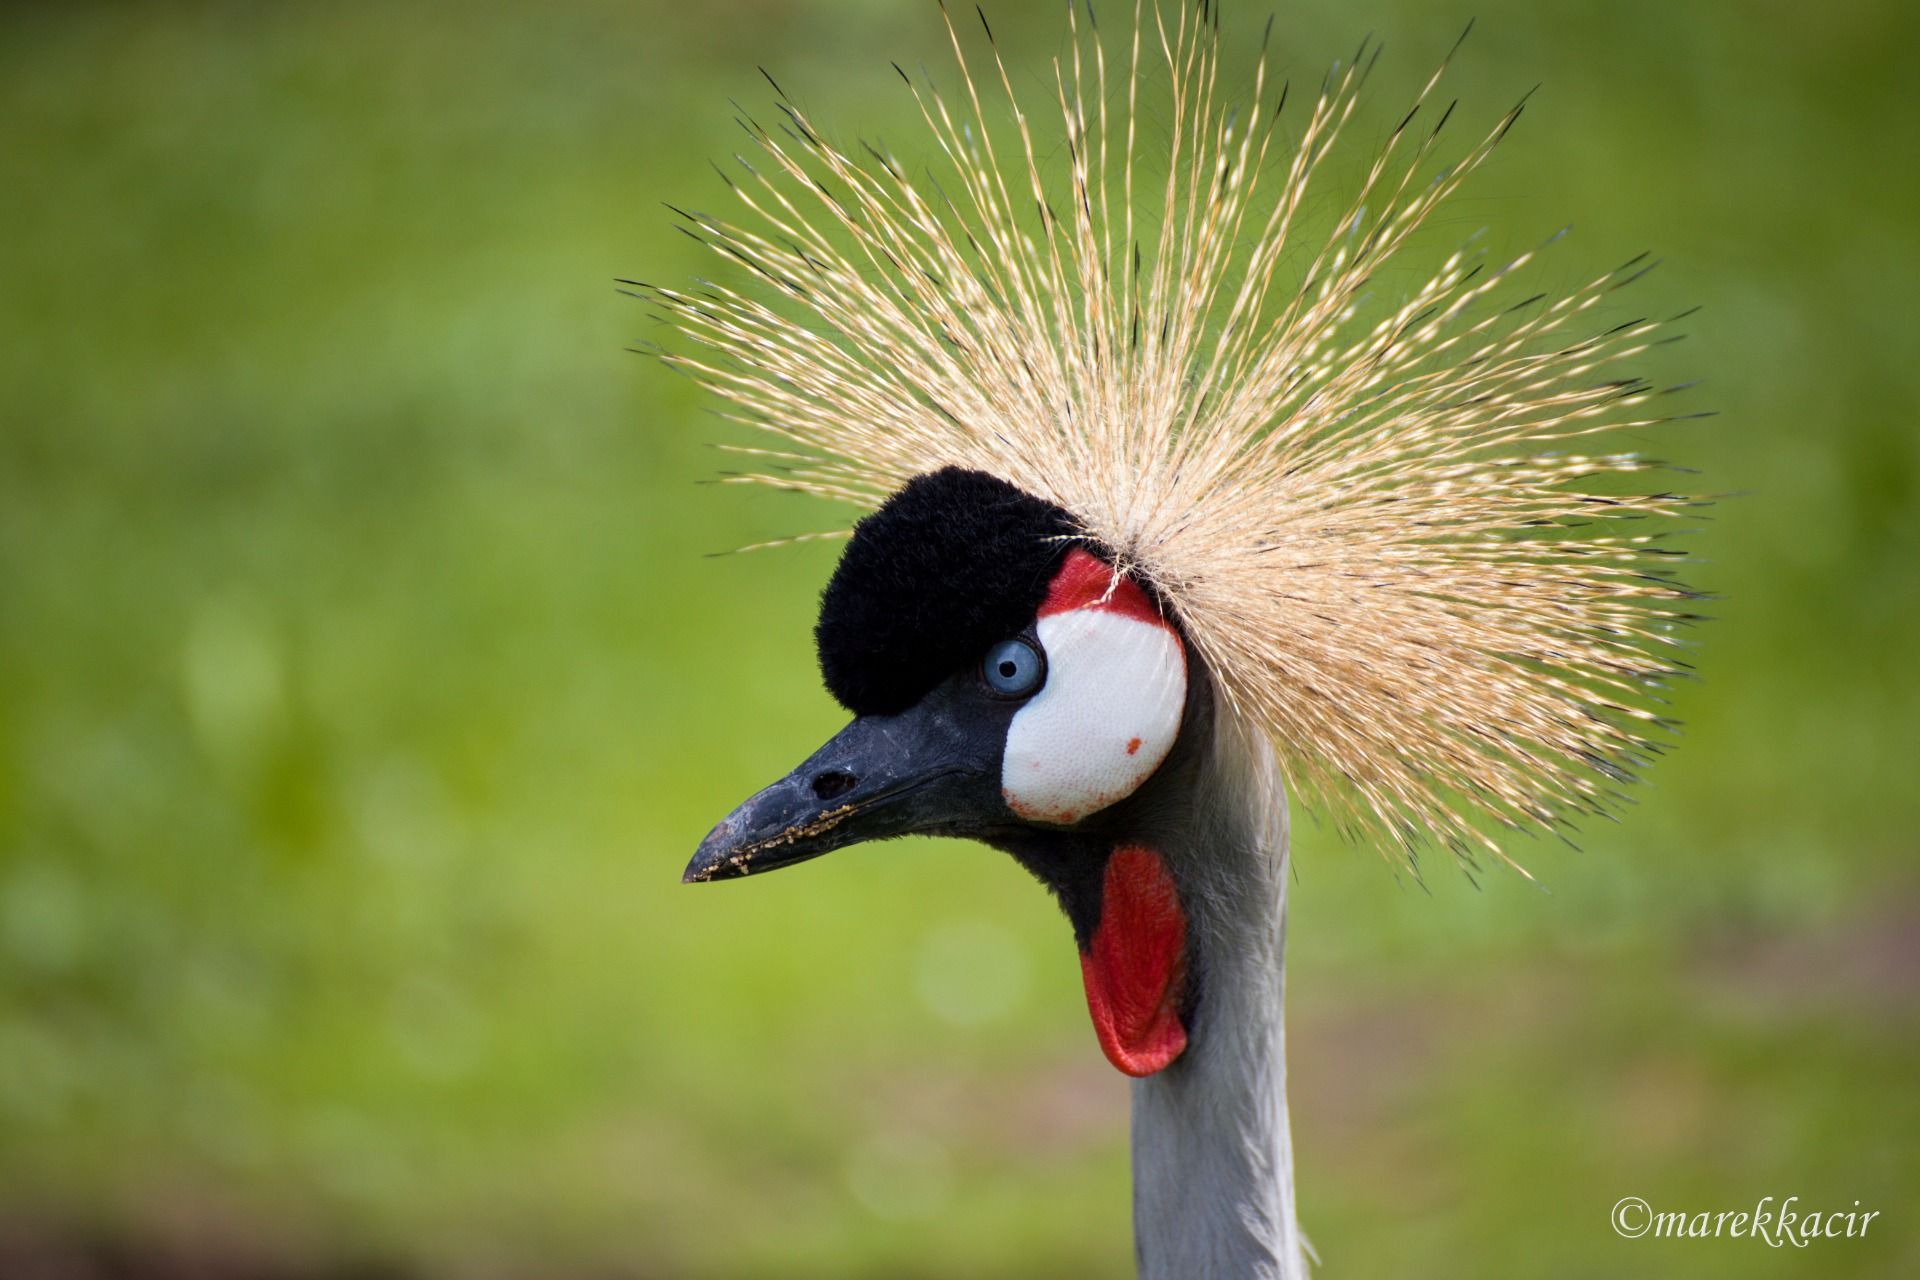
[639,2,1705,870]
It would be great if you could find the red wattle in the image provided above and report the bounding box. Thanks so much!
[1078,845,1188,1077]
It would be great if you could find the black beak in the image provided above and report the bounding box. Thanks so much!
[683,687,1006,884]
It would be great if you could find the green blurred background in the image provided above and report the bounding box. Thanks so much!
[1,1,1914,1276]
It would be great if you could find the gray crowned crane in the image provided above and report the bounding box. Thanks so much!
[646,6,1700,1276]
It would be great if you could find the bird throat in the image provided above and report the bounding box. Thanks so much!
[1079,844,1189,1076]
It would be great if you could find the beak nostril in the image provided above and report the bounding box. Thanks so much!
[811,770,858,801]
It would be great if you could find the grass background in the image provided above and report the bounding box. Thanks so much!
[1,1,1915,1276]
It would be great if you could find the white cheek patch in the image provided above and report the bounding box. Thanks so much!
[1001,607,1187,825]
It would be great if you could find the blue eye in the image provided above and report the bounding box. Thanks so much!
[982,637,1046,698]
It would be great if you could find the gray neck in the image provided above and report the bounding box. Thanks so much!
[1130,727,1308,1280]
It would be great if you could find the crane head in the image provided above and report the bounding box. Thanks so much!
[684,466,1198,1076]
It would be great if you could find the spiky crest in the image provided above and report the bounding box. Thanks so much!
[637,2,1706,871]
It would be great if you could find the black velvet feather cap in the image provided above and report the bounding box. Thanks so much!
[815,468,1079,717]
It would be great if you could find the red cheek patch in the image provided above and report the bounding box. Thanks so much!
[1038,549,1169,627]
[1078,845,1188,1077]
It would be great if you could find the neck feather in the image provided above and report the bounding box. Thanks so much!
[1129,722,1308,1280]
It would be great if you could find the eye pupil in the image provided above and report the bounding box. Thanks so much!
[999,661,1016,677]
